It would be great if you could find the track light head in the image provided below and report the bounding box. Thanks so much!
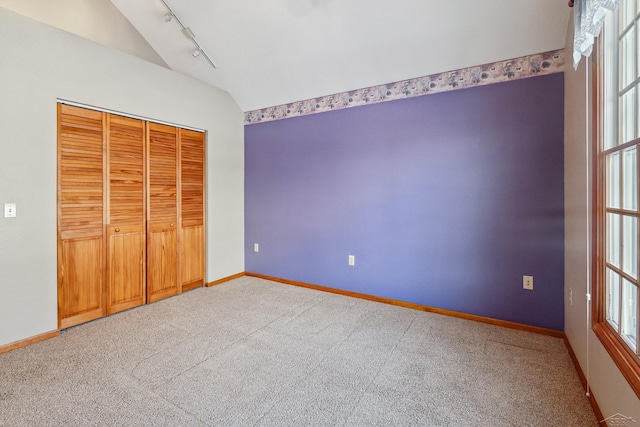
[192,49,202,58]
[164,12,174,22]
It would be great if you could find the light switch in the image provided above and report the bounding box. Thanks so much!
[4,203,16,218]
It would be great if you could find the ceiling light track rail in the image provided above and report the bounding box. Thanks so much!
[159,0,217,69]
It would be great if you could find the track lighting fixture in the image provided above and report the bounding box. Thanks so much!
[159,0,217,69]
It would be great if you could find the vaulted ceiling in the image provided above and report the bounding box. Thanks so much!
[5,0,572,112]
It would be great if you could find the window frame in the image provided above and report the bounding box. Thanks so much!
[592,3,640,400]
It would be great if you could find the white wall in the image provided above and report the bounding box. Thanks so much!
[0,7,244,347]
[564,14,640,422]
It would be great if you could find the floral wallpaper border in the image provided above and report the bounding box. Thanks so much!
[244,49,565,125]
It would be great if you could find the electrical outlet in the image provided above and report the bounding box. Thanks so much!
[523,275,533,291]
[253,243,259,253]
[348,255,355,266]
[569,288,573,306]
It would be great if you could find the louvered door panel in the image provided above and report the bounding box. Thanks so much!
[147,123,179,303]
[180,129,204,228]
[107,115,146,314]
[148,123,178,223]
[180,129,205,291]
[57,104,105,329]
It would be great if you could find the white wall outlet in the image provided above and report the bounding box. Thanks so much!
[569,288,573,306]
[4,203,16,218]
[253,243,259,253]
[348,255,355,266]
[523,275,533,291]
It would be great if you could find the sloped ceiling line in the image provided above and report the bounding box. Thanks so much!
[245,49,565,125]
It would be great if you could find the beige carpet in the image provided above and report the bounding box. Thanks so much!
[0,277,597,426]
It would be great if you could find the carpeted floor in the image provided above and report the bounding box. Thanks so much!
[0,277,597,426]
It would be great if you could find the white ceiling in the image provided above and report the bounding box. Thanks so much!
[109,0,570,112]
[4,0,571,112]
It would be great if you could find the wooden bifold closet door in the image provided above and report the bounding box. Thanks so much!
[57,104,205,329]
[57,105,106,329]
[107,114,146,314]
[180,129,205,291]
[146,123,179,303]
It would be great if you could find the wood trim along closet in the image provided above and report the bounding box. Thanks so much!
[57,104,205,329]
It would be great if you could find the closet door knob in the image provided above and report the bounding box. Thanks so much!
[115,228,120,232]
[170,223,174,227]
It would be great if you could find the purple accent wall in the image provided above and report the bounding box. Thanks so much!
[245,73,565,330]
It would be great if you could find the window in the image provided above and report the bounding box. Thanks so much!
[594,0,640,398]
